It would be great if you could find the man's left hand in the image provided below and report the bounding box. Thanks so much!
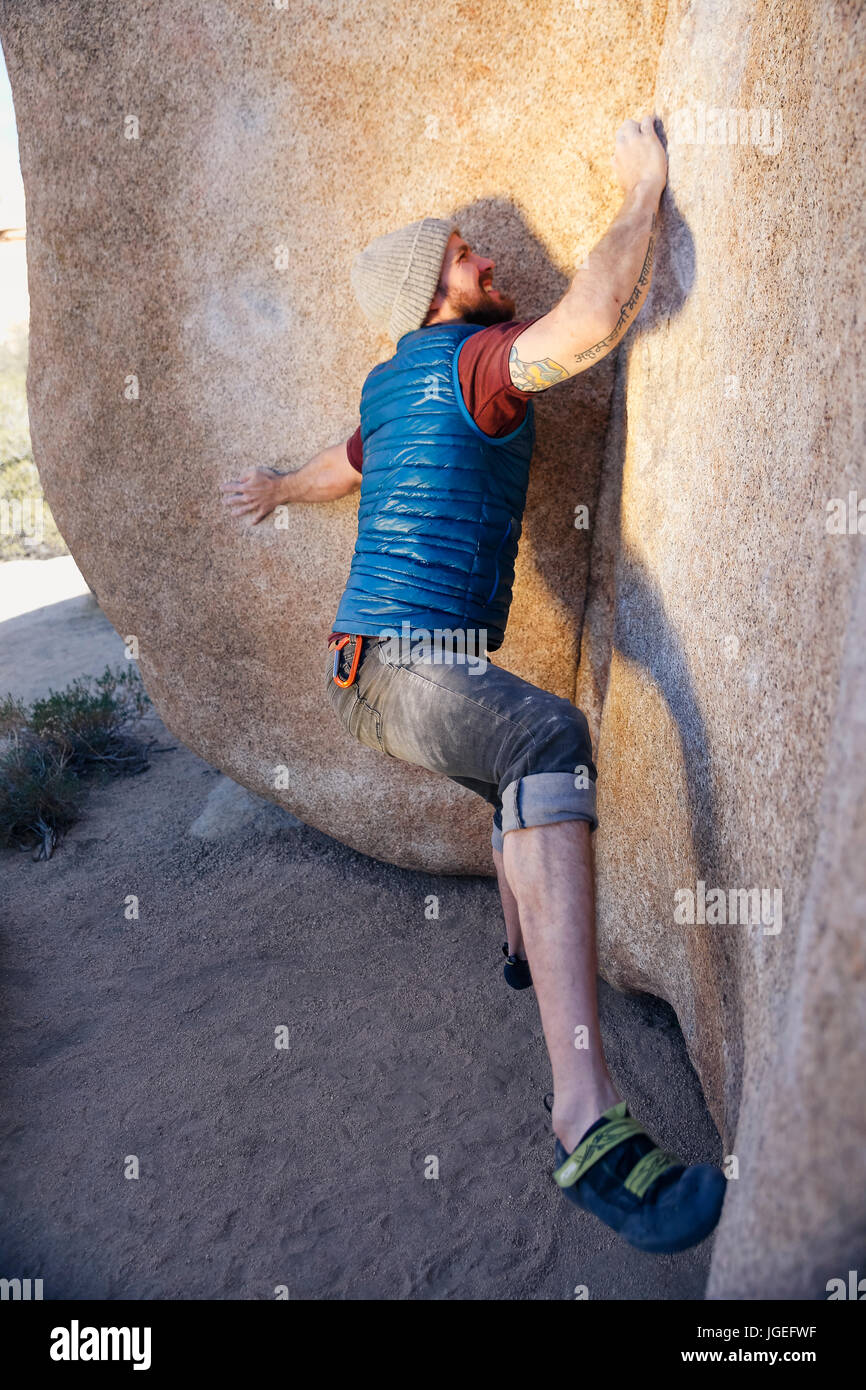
[219,467,286,524]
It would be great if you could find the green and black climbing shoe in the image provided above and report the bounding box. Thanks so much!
[502,941,532,990]
[551,1098,726,1253]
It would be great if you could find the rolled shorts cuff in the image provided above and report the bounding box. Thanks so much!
[500,771,598,838]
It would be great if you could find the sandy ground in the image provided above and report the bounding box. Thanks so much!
[0,561,723,1299]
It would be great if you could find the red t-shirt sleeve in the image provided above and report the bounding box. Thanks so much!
[346,425,363,472]
[456,316,542,438]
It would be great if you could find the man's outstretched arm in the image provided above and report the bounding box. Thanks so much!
[220,439,360,524]
[508,112,667,392]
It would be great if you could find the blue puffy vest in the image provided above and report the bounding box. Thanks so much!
[333,321,536,652]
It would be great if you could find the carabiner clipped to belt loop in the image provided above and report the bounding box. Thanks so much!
[332,634,363,688]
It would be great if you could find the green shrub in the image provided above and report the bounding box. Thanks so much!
[26,666,151,776]
[0,734,83,860]
[0,665,152,858]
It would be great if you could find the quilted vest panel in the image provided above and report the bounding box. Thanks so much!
[333,320,535,652]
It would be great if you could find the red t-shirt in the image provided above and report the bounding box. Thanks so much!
[329,316,540,645]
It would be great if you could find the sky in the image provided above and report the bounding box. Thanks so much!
[0,49,26,228]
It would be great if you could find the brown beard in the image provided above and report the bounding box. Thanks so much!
[446,284,516,327]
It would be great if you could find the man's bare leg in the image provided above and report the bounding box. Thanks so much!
[502,818,620,1153]
[492,845,525,958]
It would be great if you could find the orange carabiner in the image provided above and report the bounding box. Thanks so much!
[332,634,363,688]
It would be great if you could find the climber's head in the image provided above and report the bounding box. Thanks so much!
[350,217,516,343]
[421,231,516,329]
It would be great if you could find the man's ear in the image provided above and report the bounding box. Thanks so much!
[423,281,446,323]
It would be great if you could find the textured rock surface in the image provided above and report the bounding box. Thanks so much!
[1,0,653,877]
[573,0,866,1297]
[188,775,302,841]
[2,0,863,1298]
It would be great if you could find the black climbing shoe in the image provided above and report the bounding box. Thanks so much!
[502,941,532,990]
[549,1096,726,1254]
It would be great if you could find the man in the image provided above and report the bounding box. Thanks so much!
[221,114,726,1254]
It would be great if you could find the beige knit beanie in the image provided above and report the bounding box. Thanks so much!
[350,217,457,343]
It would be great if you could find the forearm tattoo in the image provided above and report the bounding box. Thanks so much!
[507,213,658,388]
[572,213,657,365]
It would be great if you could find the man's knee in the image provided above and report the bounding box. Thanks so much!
[499,700,598,837]
[519,696,595,780]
